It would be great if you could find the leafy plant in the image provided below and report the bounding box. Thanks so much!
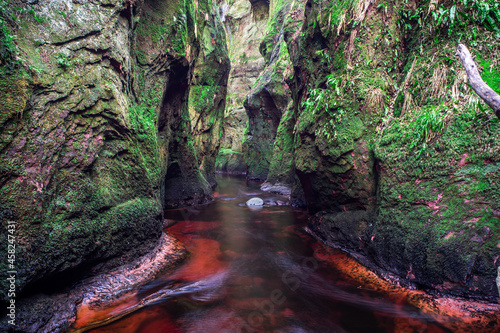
[1,3,45,70]
[377,3,390,16]
[0,23,14,63]
[55,53,71,69]
[28,8,43,23]
[0,0,16,68]
[470,0,500,36]
[399,0,500,37]
[301,74,346,140]
[315,49,331,65]
[172,10,187,54]
[406,105,448,157]
[12,6,44,23]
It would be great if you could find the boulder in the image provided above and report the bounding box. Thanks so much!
[246,197,264,206]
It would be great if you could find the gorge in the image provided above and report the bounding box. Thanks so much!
[1,0,500,332]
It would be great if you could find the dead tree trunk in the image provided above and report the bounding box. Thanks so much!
[456,43,500,119]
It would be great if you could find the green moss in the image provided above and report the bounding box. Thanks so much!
[280,0,500,296]
[321,0,357,29]
[0,1,19,70]
[0,70,30,127]
[478,57,500,94]
[134,0,195,63]
[189,85,218,115]
[393,90,404,117]
[54,53,71,69]
[374,78,500,288]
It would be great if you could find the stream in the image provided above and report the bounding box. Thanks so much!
[81,174,453,332]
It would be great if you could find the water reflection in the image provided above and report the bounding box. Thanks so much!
[87,175,464,332]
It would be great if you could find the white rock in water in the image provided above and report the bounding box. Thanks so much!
[496,266,500,298]
[246,197,264,206]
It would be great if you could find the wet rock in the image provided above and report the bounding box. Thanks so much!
[246,197,264,206]
[497,267,500,299]
[216,0,268,175]
[0,232,186,333]
[264,198,289,206]
[0,0,228,301]
[242,27,291,180]
[244,0,306,195]
[261,0,500,299]
[189,0,231,187]
[163,219,177,228]
[308,210,500,300]
[215,148,247,174]
[261,183,292,196]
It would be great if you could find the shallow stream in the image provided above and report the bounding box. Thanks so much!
[82,175,454,332]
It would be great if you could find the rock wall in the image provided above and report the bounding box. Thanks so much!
[215,0,268,174]
[241,0,295,180]
[189,0,231,187]
[216,0,304,183]
[0,0,228,300]
[267,0,500,299]
[257,0,306,203]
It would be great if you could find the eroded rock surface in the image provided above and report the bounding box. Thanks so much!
[264,0,500,299]
[216,0,268,174]
[0,0,228,301]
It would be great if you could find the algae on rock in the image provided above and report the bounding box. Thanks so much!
[216,0,268,174]
[0,0,229,302]
[189,0,231,187]
[267,0,500,299]
[241,0,301,181]
[257,0,307,199]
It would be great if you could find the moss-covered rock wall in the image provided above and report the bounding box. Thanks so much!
[189,0,231,187]
[215,0,268,174]
[241,0,296,180]
[265,0,500,299]
[0,0,228,300]
[256,0,306,201]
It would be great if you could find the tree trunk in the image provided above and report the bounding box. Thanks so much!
[456,43,500,119]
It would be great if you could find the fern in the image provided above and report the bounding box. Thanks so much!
[0,0,16,68]
[301,75,345,140]
[400,0,500,37]
[406,105,447,157]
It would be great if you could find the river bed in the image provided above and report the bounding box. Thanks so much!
[76,174,498,332]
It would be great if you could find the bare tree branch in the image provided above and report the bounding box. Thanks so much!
[456,43,500,119]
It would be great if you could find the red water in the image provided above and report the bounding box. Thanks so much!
[86,175,495,332]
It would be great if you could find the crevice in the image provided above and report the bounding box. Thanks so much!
[119,1,134,27]
[250,0,270,22]
[157,61,190,134]
[100,114,130,138]
[100,3,116,9]
[97,205,113,213]
[372,152,380,206]
[46,88,75,107]
[103,55,123,74]
[51,30,102,46]
[76,46,111,55]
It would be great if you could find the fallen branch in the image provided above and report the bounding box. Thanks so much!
[456,43,500,119]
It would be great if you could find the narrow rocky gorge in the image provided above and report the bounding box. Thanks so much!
[1,0,500,331]
[216,0,269,175]
[214,0,500,301]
